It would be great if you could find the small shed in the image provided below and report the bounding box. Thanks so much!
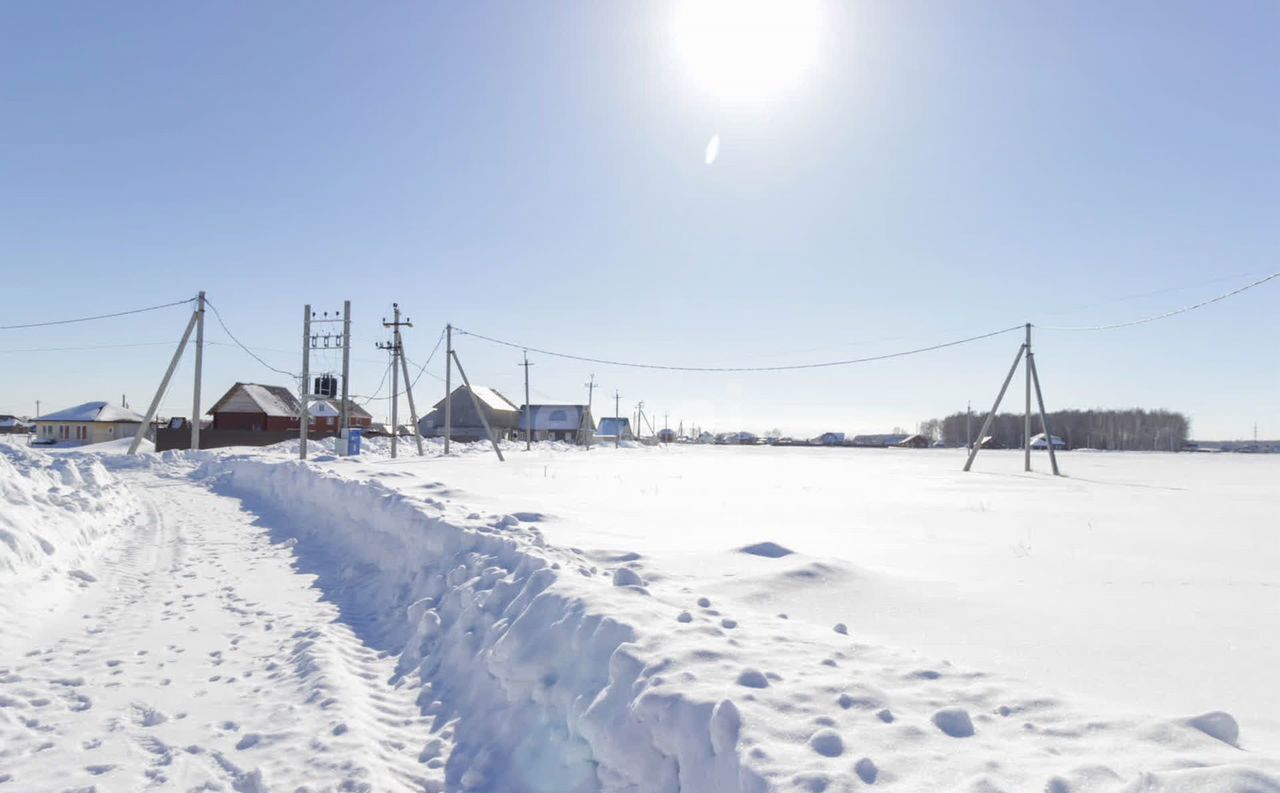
[894,434,929,449]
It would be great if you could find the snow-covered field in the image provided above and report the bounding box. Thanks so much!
[1,438,1277,792]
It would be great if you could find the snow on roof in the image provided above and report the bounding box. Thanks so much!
[432,386,518,414]
[518,405,588,431]
[34,401,145,423]
[309,399,373,419]
[0,416,29,428]
[242,384,299,417]
[208,383,301,418]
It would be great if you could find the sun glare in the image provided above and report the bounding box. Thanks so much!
[672,0,824,103]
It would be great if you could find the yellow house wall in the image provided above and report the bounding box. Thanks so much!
[32,421,140,445]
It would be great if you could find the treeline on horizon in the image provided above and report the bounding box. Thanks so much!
[919,408,1190,451]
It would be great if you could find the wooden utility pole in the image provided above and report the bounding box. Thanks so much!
[518,351,533,451]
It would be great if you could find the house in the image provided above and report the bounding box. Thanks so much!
[518,405,596,444]
[32,402,146,446]
[595,417,635,441]
[696,431,716,445]
[420,386,521,441]
[850,434,910,448]
[894,434,930,449]
[815,432,845,446]
[309,398,374,433]
[207,383,302,431]
[1029,432,1067,450]
[0,415,30,435]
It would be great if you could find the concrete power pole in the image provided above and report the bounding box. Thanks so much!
[614,390,621,449]
[519,351,533,451]
[340,300,351,446]
[190,291,205,451]
[1024,323,1032,472]
[377,304,419,459]
[444,324,453,455]
[583,374,597,449]
[300,305,311,460]
[966,401,972,450]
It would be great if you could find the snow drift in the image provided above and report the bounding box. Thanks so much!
[196,455,766,793]
[0,442,136,583]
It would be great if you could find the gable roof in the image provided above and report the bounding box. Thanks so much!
[208,383,301,418]
[431,385,519,414]
[35,401,145,423]
[518,405,591,431]
[310,398,373,420]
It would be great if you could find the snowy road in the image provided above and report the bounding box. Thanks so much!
[0,469,441,792]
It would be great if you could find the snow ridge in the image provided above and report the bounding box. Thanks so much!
[197,456,764,793]
[0,443,136,582]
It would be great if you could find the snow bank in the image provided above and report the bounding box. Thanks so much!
[195,455,765,793]
[0,443,136,582]
[181,449,1280,792]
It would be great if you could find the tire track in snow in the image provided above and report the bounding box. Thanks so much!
[0,470,444,792]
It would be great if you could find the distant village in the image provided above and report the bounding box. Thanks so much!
[3,379,1276,455]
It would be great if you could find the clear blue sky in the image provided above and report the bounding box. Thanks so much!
[2,1,1276,439]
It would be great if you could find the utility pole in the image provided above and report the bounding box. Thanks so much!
[377,303,422,458]
[1024,323,1032,472]
[965,322,1060,476]
[583,374,597,449]
[966,401,972,450]
[300,305,311,460]
[444,324,453,455]
[518,351,533,451]
[614,390,621,448]
[130,295,202,455]
[190,291,205,451]
[340,300,351,446]
[300,306,350,459]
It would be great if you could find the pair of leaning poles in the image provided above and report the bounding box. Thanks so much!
[964,323,1061,476]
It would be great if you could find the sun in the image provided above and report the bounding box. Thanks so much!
[671,0,824,103]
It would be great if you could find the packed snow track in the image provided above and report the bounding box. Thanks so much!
[0,464,439,792]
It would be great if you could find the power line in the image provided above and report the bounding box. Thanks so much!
[1037,270,1280,332]
[0,297,195,330]
[454,324,1024,372]
[0,341,183,354]
[205,298,299,378]
[351,328,446,402]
